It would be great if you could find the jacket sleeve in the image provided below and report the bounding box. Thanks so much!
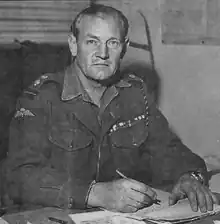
[3,91,92,209]
[141,94,207,191]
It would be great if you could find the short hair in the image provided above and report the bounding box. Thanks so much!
[70,4,129,41]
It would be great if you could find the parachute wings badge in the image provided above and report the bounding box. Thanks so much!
[14,108,35,118]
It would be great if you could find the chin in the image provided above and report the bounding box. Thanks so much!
[98,74,112,80]
[96,74,119,87]
[94,71,112,80]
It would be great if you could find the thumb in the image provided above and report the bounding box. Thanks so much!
[169,184,185,206]
[168,193,179,206]
[169,189,186,206]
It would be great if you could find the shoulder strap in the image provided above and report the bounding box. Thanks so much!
[23,72,63,98]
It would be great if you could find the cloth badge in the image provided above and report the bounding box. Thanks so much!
[109,114,146,133]
[14,108,35,118]
[33,75,49,87]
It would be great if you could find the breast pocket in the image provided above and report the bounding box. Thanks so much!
[110,115,148,149]
[48,124,93,152]
[48,122,94,176]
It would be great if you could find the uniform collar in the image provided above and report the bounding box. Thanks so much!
[61,63,90,101]
[61,62,131,102]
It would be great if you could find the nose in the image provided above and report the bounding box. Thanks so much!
[97,43,109,60]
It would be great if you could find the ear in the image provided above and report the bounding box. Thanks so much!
[68,34,77,57]
[120,37,129,59]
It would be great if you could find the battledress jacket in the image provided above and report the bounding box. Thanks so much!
[3,63,207,209]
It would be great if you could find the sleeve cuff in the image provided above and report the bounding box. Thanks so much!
[56,178,95,209]
[85,180,96,208]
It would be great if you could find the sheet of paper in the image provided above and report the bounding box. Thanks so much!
[0,218,9,224]
[142,199,220,222]
[69,211,146,224]
[69,211,113,224]
[130,189,220,223]
[69,188,220,224]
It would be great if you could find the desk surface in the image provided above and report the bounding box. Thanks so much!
[2,207,220,224]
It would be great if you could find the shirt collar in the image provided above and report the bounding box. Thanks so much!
[61,62,131,102]
[61,63,90,101]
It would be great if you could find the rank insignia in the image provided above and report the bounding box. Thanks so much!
[33,75,49,87]
[109,114,147,133]
[14,108,35,118]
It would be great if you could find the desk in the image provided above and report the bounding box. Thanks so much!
[1,208,220,224]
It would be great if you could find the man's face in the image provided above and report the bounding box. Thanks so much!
[72,15,126,82]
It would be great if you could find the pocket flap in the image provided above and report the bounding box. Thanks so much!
[48,126,92,151]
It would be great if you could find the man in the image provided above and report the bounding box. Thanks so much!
[3,4,218,213]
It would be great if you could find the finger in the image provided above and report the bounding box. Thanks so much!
[169,193,179,206]
[128,193,154,209]
[123,204,139,213]
[128,180,157,200]
[131,187,157,200]
[129,188,153,207]
[186,187,198,212]
[202,186,214,211]
[169,191,185,205]
[210,192,219,205]
[196,186,207,213]
[169,187,185,206]
[127,196,149,209]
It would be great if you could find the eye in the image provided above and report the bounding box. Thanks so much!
[86,39,99,46]
[107,40,121,49]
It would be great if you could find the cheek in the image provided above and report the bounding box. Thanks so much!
[110,52,121,65]
[77,51,93,66]
[110,48,122,58]
[77,45,94,62]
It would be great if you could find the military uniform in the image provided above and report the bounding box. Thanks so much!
[3,63,207,209]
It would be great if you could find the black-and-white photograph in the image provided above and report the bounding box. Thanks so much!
[0,1,220,223]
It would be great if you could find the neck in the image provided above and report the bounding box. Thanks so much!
[75,61,106,105]
[84,77,107,98]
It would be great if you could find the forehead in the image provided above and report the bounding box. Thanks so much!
[78,15,122,39]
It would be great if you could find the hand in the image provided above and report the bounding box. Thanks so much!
[169,173,219,213]
[88,179,157,213]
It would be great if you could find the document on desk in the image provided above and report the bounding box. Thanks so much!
[69,210,146,224]
[0,218,9,224]
[128,188,220,223]
[137,198,220,223]
[69,188,220,224]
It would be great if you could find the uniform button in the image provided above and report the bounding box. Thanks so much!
[68,197,74,209]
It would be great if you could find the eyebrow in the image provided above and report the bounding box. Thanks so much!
[86,34,100,40]
[86,33,120,41]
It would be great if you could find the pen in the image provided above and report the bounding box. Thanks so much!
[48,217,68,224]
[116,169,127,179]
[116,169,161,205]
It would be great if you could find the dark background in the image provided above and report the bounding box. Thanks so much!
[0,42,71,162]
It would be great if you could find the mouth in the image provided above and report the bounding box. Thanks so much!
[93,63,109,66]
